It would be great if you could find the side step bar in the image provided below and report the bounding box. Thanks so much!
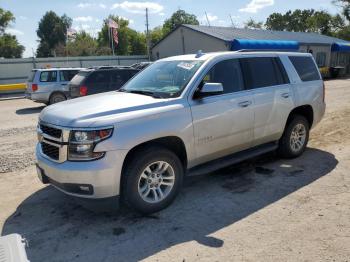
[187,142,278,176]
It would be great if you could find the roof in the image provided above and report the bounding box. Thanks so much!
[160,51,313,62]
[183,24,348,45]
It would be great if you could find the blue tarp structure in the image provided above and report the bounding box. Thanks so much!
[331,42,350,52]
[231,39,300,51]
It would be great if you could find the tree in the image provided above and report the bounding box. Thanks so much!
[97,15,146,55]
[0,34,24,58]
[0,8,24,58]
[162,9,199,35]
[265,9,346,37]
[244,18,264,29]
[266,9,315,32]
[334,0,350,21]
[66,31,98,56]
[36,11,72,57]
[0,7,14,34]
[150,26,164,47]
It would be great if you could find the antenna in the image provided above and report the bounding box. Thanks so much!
[205,12,211,27]
[229,15,235,28]
[145,8,150,61]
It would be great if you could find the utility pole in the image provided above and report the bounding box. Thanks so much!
[146,8,150,61]
[111,27,115,56]
[205,12,211,27]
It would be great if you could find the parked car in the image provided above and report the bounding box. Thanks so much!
[69,67,140,98]
[25,68,83,104]
[36,51,325,214]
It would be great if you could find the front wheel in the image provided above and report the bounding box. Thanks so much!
[122,146,184,214]
[278,115,310,158]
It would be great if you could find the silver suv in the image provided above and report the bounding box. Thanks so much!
[26,68,83,105]
[35,51,325,213]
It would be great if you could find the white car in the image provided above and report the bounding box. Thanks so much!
[25,68,83,104]
[35,51,325,213]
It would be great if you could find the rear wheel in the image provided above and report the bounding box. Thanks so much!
[122,146,184,214]
[278,115,310,158]
[49,93,66,105]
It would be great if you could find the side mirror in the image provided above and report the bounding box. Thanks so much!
[197,82,224,98]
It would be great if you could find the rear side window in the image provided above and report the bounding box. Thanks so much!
[87,71,111,84]
[70,71,90,85]
[202,59,244,94]
[289,56,321,82]
[60,70,79,81]
[28,70,37,82]
[40,71,57,82]
[240,57,289,89]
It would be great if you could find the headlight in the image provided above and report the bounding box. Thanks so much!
[68,128,113,161]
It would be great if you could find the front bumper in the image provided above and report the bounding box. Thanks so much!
[36,143,128,199]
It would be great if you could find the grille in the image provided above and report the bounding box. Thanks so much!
[41,142,59,160]
[40,124,62,139]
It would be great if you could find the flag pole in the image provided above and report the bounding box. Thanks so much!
[111,27,115,56]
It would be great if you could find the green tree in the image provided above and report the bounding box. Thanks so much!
[244,18,264,29]
[36,11,72,57]
[97,15,146,55]
[0,34,24,58]
[0,7,24,58]
[150,26,163,46]
[0,7,14,33]
[162,9,199,35]
[66,31,98,56]
[334,0,350,21]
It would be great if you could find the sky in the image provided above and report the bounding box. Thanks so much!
[1,0,341,57]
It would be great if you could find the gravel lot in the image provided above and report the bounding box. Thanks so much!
[0,80,349,262]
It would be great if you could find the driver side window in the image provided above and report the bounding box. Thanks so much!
[202,59,244,94]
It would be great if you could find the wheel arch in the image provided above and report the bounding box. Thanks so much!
[286,105,314,128]
[120,136,188,194]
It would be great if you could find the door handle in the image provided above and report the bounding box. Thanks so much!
[281,92,290,98]
[238,101,252,107]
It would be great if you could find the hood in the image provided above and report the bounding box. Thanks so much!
[39,91,175,128]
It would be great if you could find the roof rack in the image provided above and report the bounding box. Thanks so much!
[237,49,300,52]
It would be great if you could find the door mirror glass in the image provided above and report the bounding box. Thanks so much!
[198,82,224,98]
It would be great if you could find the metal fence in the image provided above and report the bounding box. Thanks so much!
[0,55,148,84]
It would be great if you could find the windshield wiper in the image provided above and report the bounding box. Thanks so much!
[119,88,164,98]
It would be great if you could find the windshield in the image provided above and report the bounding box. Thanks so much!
[70,71,90,85]
[120,60,203,98]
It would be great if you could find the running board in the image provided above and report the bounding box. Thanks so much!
[187,142,278,176]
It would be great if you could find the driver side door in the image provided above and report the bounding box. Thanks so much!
[189,59,254,165]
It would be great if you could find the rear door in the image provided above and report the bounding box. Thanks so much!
[37,70,59,93]
[86,70,112,95]
[240,56,294,146]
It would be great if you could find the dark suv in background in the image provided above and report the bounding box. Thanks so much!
[69,66,140,98]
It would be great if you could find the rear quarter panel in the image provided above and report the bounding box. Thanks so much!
[280,54,325,129]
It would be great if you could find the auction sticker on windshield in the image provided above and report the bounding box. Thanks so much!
[177,62,197,70]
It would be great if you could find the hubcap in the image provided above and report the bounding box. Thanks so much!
[290,123,306,153]
[53,95,65,103]
[137,161,175,203]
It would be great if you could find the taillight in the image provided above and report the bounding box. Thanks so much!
[79,86,87,96]
[32,84,38,92]
[322,82,325,103]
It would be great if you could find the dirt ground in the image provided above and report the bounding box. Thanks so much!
[0,80,349,262]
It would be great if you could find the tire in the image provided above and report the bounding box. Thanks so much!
[49,93,66,105]
[278,115,310,158]
[122,146,184,214]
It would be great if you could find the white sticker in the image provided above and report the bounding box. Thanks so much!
[177,62,196,70]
